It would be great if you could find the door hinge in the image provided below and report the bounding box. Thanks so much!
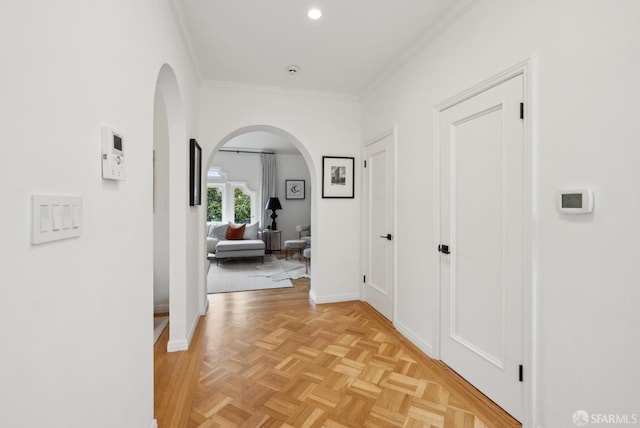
[363,275,366,283]
[519,364,523,382]
[437,244,450,254]
[364,160,367,168]
[520,102,524,120]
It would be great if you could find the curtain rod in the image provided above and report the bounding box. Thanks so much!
[218,149,275,155]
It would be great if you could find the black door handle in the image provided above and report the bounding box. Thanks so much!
[379,234,392,241]
[438,244,450,254]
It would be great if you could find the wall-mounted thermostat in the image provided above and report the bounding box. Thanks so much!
[556,189,594,214]
[101,127,125,180]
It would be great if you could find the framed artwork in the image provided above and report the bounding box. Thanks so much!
[322,156,355,198]
[285,179,305,200]
[189,138,202,206]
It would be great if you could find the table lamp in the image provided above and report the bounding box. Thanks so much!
[265,197,282,230]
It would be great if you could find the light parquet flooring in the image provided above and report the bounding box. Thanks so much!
[154,279,521,428]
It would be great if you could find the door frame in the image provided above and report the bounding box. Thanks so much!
[433,59,536,427]
[361,127,398,323]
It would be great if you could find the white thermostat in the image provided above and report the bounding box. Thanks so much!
[557,189,594,214]
[101,127,125,180]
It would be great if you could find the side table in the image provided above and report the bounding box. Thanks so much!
[263,229,282,254]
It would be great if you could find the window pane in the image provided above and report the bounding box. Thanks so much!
[207,187,222,221]
[234,187,251,223]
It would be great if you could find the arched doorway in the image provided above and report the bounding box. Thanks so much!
[202,125,317,298]
[152,64,190,351]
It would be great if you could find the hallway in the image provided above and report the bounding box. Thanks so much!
[154,279,519,427]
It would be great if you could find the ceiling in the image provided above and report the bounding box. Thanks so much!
[174,0,475,96]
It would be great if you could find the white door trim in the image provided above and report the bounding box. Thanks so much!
[433,59,536,428]
[361,127,398,324]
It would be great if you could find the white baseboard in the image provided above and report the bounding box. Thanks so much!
[200,296,209,315]
[167,339,188,352]
[187,312,200,344]
[394,320,436,359]
[154,304,169,313]
[167,312,202,352]
[150,419,158,428]
[309,291,360,304]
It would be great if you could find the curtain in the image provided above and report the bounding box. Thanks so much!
[260,153,277,229]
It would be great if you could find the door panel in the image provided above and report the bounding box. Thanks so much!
[365,134,394,320]
[453,106,506,367]
[440,75,524,420]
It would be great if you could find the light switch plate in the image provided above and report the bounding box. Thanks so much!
[31,195,82,244]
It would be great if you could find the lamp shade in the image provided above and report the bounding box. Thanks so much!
[265,197,282,210]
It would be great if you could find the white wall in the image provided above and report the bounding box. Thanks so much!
[153,84,170,313]
[277,154,312,242]
[361,0,640,426]
[210,152,261,194]
[0,1,199,427]
[211,152,261,191]
[199,84,361,302]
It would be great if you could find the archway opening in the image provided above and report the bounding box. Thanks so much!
[152,64,190,351]
[152,72,170,343]
[204,125,316,296]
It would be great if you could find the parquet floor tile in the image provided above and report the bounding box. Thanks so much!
[155,279,521,428]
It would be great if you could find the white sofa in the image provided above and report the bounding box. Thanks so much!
[207,222,265,263]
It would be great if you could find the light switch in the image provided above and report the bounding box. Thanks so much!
[31,195,82,244]
[72,205,81,228]
[39,205,50,233]
[52,205,62,231]
[63,205,72,230]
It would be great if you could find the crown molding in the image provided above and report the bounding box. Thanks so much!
[168,0,204,84]
[201,80,360,102]
[361,0,480,98]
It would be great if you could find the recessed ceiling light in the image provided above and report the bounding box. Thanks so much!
[307,8,322,20]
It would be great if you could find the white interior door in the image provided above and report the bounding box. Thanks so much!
[364,133,394,320]
[439,75,524,421]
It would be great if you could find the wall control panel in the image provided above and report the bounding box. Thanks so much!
[31,195,82,244]
[556,189,594,214]
[101,127,125,180]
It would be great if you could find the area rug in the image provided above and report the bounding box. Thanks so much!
[207,255,308,294]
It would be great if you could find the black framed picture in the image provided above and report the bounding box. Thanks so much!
[189,138,202,206]
[285,179,305,200]
[322,156,355,198]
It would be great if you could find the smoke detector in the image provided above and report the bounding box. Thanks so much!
[286,65,300,75]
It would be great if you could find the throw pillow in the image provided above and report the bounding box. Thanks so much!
[226,223,246,240]
[212,224,229,240]
[243,222,259,240]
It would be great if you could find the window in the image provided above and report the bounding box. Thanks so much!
[206,170,257,224]
[234,187,252,223]
[207,186,223,221]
